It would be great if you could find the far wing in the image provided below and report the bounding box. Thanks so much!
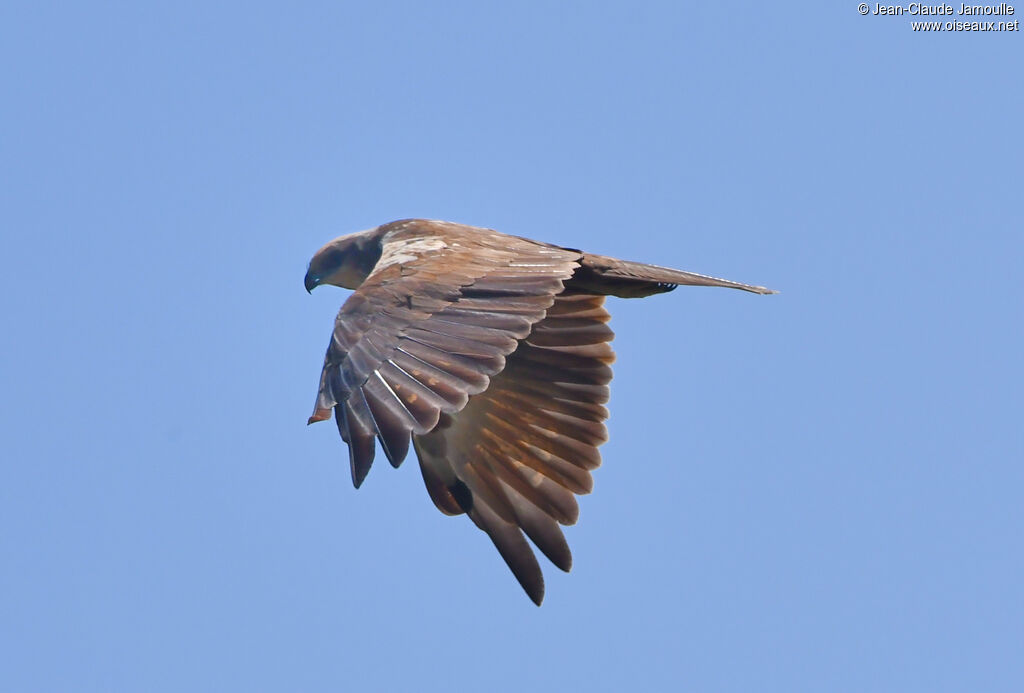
[311,221,581,487]
[574,253,777,297]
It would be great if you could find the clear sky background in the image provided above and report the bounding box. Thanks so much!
[2,2,1021,691]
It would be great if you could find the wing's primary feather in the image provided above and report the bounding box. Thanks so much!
[411,293,615,604]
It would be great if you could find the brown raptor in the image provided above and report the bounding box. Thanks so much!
[305,219,774,604]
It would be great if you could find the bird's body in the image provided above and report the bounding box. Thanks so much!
[305,219,773,604]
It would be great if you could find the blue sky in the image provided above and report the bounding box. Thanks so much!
[2,2,1021,691]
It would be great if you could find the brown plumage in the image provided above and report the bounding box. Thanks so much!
[304,219,774,604]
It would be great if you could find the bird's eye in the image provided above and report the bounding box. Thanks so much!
[323,249,345,267]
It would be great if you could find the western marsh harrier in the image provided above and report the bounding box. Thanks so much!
[305,219,774,604]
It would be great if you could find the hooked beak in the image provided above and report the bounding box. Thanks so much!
[304,271,319,294]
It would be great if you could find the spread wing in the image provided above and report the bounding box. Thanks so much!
[412,293,615,605]
[311,223,582,488]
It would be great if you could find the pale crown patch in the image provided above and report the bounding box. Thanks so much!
[374,235,448,273]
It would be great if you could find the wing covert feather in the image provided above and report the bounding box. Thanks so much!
[311,220,581,487]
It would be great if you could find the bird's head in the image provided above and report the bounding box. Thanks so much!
[304,226,386,292]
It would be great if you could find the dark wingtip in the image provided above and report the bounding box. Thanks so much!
[348,435,376,489]
[517,570,545,606]
[351,463,369,489]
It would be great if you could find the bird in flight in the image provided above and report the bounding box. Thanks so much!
[305,219,774,604]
